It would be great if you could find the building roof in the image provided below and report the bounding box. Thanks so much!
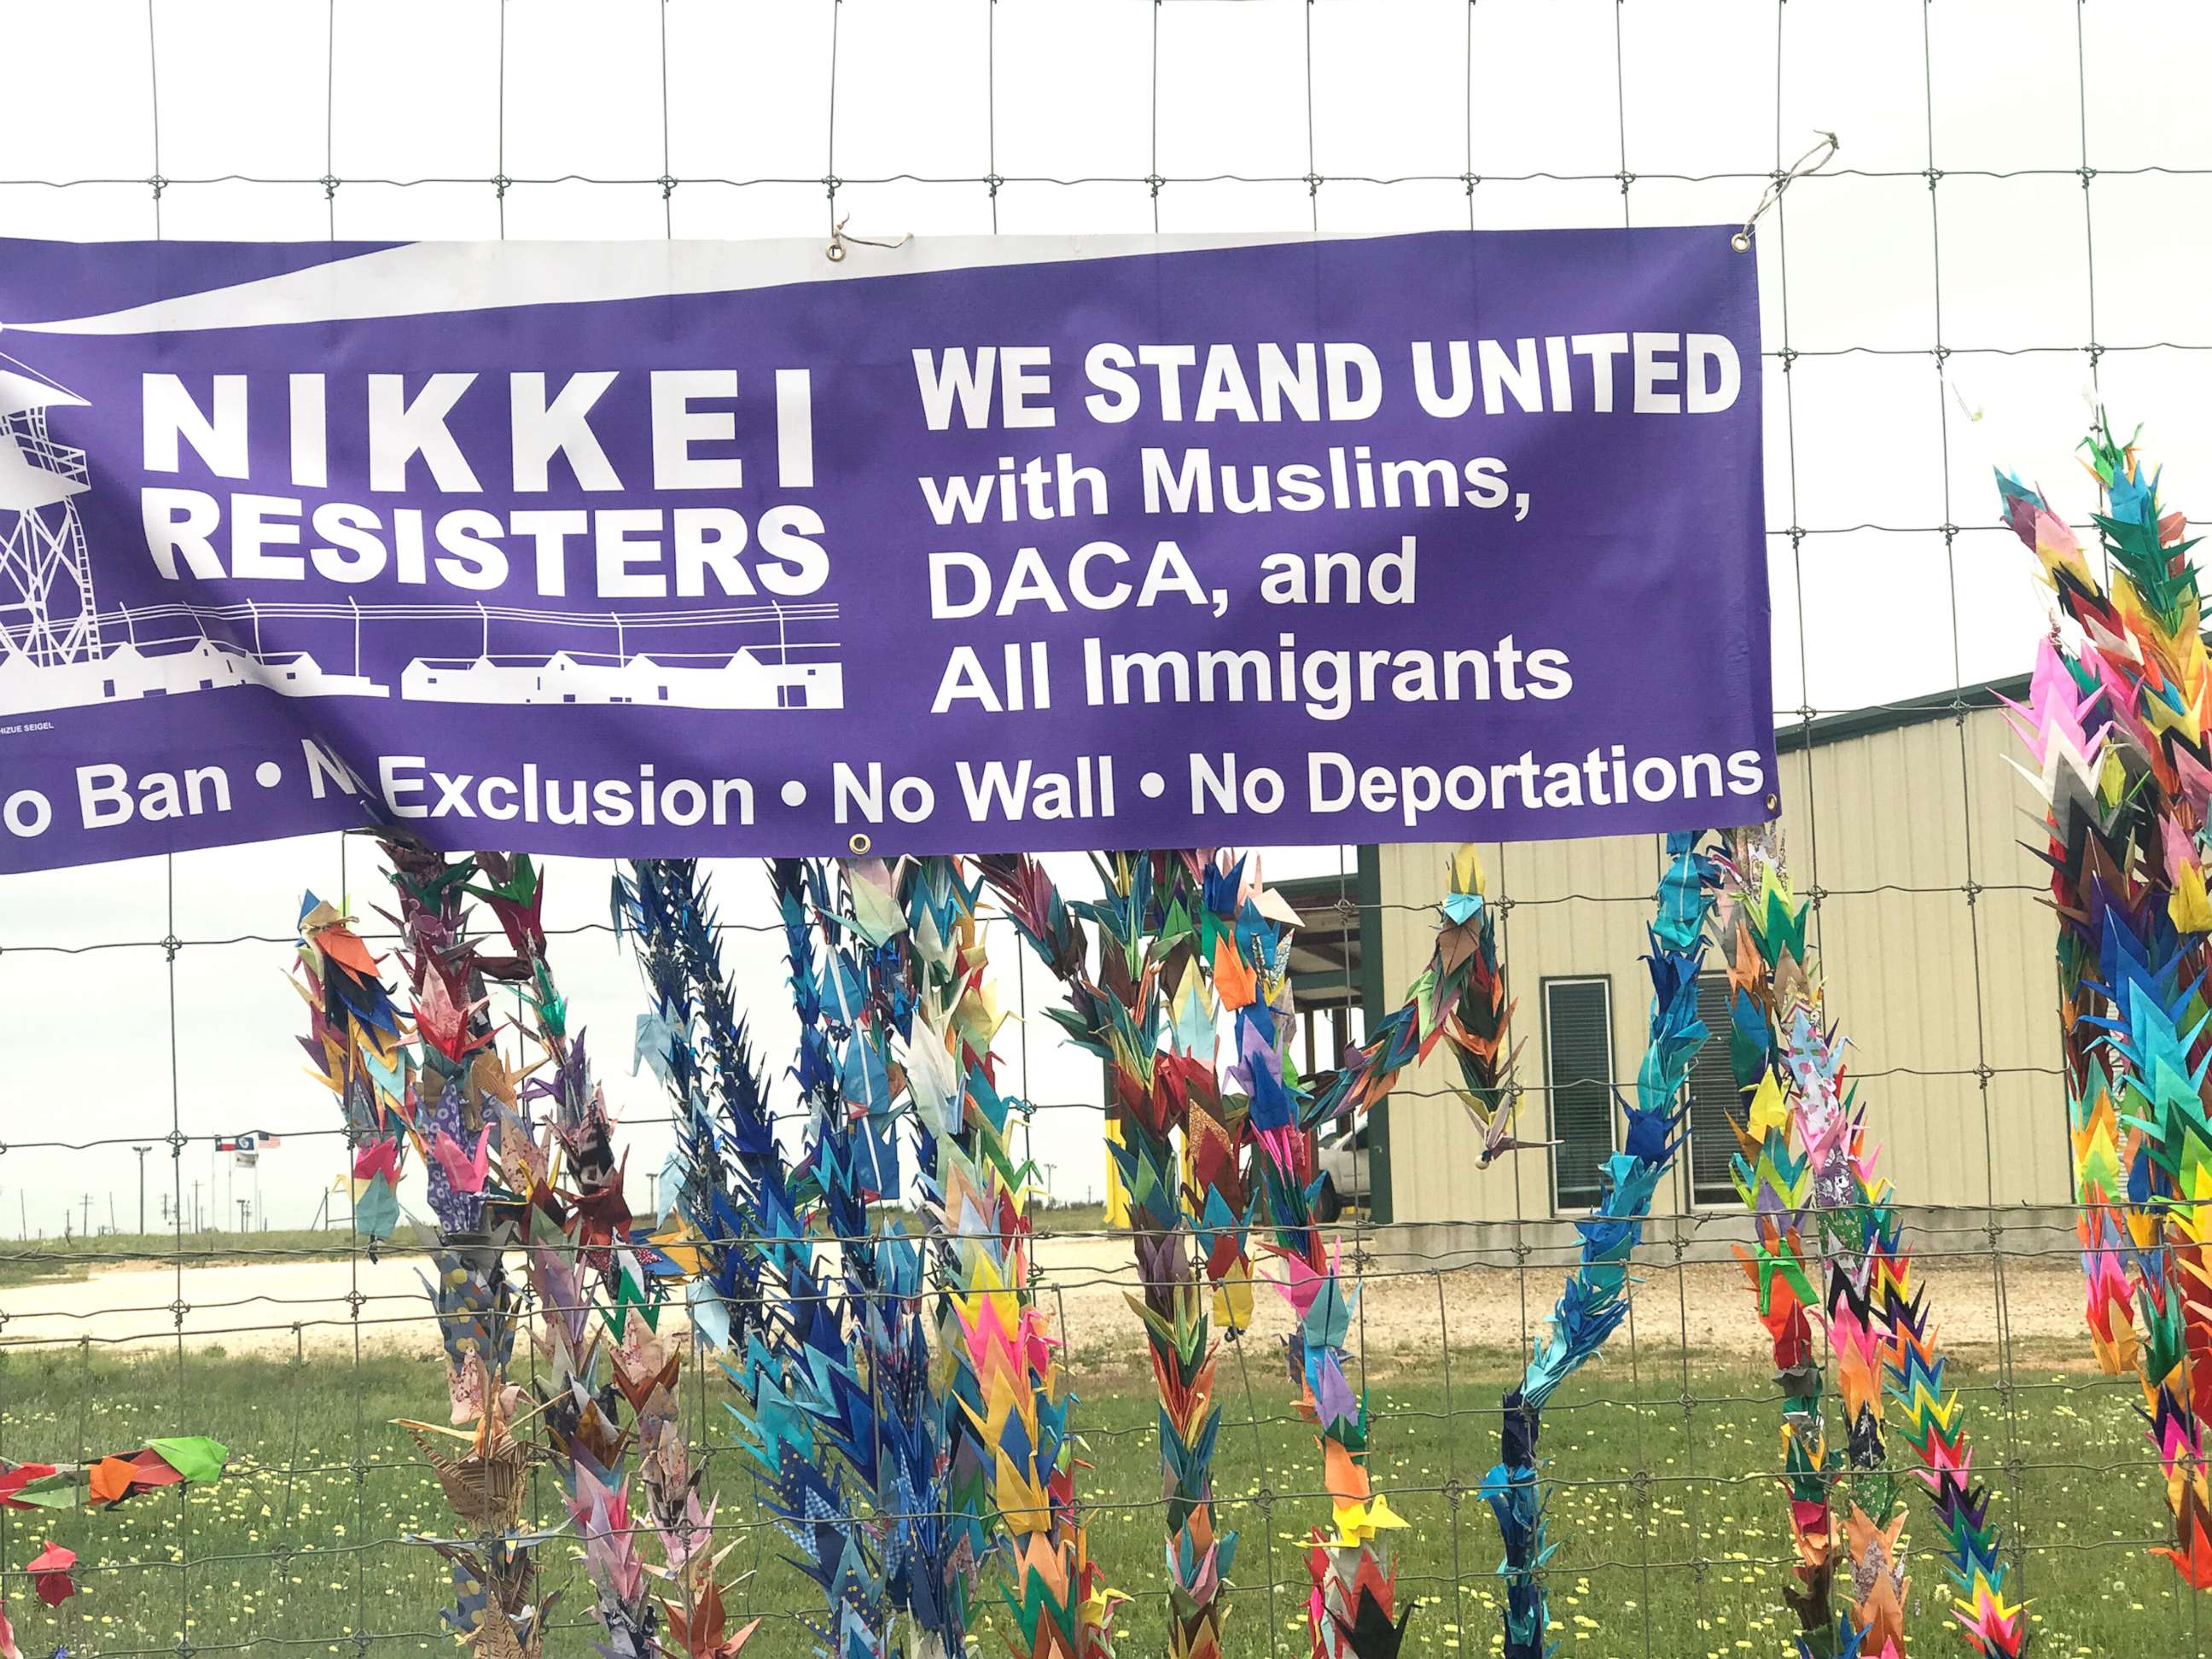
[0,366,87,417]
[1272,872,1365,1012]
[1773,670,2032,755]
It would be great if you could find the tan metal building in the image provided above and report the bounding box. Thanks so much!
[1350,674,2073,1236]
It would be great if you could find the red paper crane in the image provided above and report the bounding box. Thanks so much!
[26,1540,76,1608]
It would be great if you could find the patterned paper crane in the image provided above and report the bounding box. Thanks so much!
[292,853,552,1656]
[1705,832,1838,1652]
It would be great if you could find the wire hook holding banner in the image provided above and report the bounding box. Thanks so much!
[1731,130,1839,252]
[824,214,912,264]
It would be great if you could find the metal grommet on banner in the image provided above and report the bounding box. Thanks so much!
[848,832,873,856]
[824,215,912,264]
[1732,130,1840,252]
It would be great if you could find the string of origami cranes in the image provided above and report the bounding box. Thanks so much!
[1714,829,2017,1659]
[2003,420,2212,1595]
[267,805,2047,1659]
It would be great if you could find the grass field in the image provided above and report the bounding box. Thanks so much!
[0,1334,2196,1659]
[0,1207,1118,1290]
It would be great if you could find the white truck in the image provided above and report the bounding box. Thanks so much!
[1313,1118,1371,1222]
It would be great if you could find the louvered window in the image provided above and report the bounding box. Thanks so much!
[1685,974,1745,1207]
[1543,978,1615,1213]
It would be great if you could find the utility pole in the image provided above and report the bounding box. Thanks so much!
[190,1179,201,1233]
[237,1198,252,1233]
[108,1194,117,1235]
[131,1145,151,1235]
[79,1193,90,1237]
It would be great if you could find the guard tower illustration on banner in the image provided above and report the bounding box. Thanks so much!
[0,363,99,671]
[0,356,393,716]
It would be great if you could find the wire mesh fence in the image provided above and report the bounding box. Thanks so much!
[3,2,2209,1656]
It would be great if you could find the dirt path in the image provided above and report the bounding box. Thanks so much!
[1037,1231,2090,1368]
[0,1231,2098,1370]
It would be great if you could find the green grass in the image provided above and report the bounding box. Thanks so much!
[1031,1200,1112,1237]
[0,1338,2196,1659]
[0,1206,1116,1289]
[0,1229,364,1289]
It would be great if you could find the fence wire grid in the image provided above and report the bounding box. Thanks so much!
[1,3,2206,1659]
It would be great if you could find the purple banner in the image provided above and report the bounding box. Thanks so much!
[0,229,1770,873]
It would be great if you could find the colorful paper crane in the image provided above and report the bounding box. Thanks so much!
[1714,831,1842,1650]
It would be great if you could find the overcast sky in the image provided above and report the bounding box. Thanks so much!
[3,0,2206,1238]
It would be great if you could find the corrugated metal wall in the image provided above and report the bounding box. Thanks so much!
[1371,700,2069,1224]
